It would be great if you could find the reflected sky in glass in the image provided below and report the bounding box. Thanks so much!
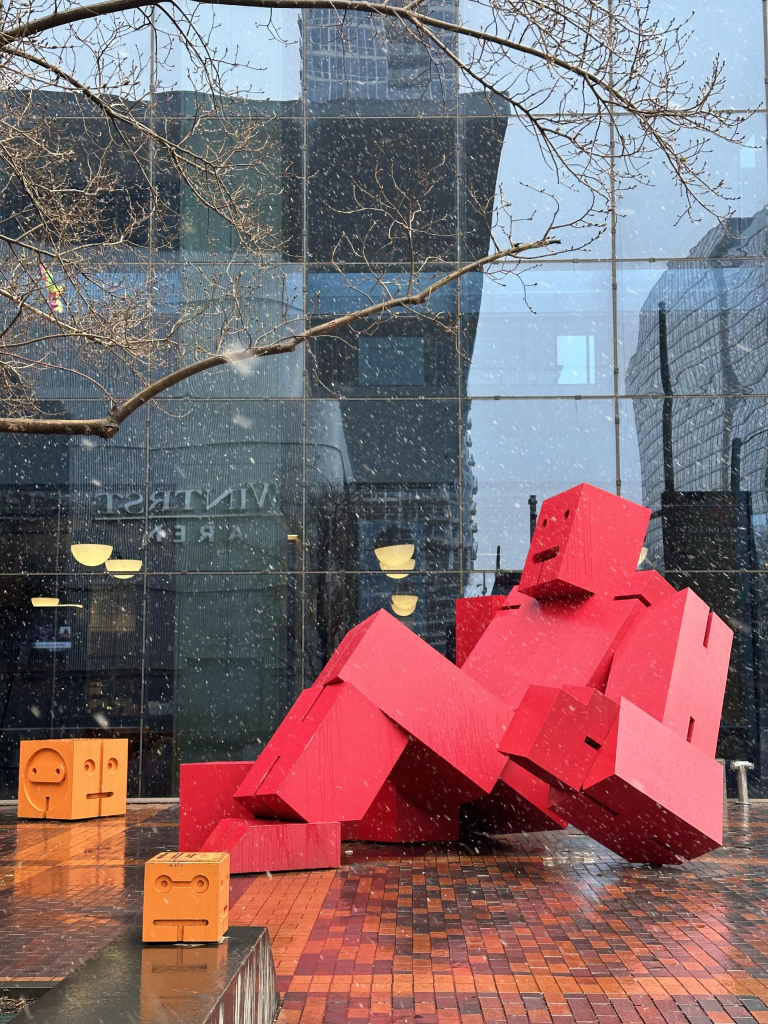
[468,398,616,568]
[467,266,613,396]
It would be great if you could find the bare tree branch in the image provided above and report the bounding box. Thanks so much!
[0,235,558,436]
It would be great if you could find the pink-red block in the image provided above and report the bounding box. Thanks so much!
[551,698,724,863]
[234,680,408,823]
[202,818,341,873]
[179,760,255,851]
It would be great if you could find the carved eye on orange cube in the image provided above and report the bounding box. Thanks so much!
[17,738,128,820]
[142,852,230,944]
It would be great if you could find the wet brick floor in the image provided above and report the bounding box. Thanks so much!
[2,802,768,1022]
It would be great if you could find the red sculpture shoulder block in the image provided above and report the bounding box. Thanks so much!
[606,588,732,755]
[312,609,510,796]
[202,818,341,874]
[179,761,255,851]
[519,484,650,600]
[234,680,408,823]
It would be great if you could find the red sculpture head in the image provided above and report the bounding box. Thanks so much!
[518,483,651,600]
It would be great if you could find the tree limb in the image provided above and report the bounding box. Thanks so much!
[0,236,558,437]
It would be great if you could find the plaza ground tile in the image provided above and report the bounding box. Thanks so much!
[3,804,768,1021]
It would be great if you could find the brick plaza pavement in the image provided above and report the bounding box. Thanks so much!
[2,803,768,1022]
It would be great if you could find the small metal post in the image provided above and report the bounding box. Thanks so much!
[528,495,538,540]
[716,758,727,805]
[730,760,754,804]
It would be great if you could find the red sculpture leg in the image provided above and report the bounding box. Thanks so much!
[313,610,511,797]
[202,818,341,873]
[388,738,491,814]
[234,680,409,823]
[179,761,255,851]
[499,682,725,863]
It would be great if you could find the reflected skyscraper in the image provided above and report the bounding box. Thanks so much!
[628,209,768,778]
[301,5,506,664]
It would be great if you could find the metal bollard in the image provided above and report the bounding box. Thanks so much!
[716,758,727,804]
[730,760,754,804]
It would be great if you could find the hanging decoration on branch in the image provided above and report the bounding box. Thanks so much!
[40,264,65,314]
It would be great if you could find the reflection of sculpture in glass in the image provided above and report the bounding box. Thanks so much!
[180,483,732,870]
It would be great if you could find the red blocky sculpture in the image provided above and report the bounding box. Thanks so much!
[201,819,341,873]
[180,482,732,871]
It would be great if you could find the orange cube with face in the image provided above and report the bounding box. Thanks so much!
[143,852,230,943]
[17,738,129,820]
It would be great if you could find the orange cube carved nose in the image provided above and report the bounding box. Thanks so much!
[142,852,230,944]
[17,738,128,820]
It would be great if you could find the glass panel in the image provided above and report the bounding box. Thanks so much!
[616,114,768,260]
[466,265,614,397]
[146,401,303,573]
[304,571,461,677]
[457,0,598,112]
[152,261,304,399]
[0,572,143,798]
[619,258,768,396]
[304,4,457,116]
[0,404,147,575]
[42,23,152,98]
[308,314,458,398]
[155,5,301,103]
[650,0,765,110]
[146,574,300,789]
[620,395,768,538]
[459,105,509,262]
[307,118,458,264]
[491,117,612,258]
[306,271,459,397]
[305,399,466,577]
[468,397,617,569]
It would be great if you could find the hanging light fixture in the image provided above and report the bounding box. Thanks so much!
[71,543,113,566]
[31,597,83,608]
[374,525,415,579]
[390,581,418,618]
[105,557,143,580]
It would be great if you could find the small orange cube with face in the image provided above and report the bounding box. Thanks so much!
[143,852,230,944]
[17,738,129,820]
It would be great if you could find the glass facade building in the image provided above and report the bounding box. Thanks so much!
[2,0,768,798]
